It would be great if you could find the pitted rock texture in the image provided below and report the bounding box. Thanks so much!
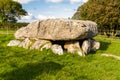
[15,19,98,40]
[8,19,100,56]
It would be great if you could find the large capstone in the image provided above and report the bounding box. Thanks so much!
[15,19,98,40]
[8,19,100,56]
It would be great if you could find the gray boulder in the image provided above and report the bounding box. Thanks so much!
[15,19,98,40]
[30,39,52,51]
[51,44,63,55]
[82,39,91,55]
[15,21,39,39]
[7,40,21,46]
[91,40,100,51]
[82,39,100,55]
[18,38,32,49]
[64,41,84,56]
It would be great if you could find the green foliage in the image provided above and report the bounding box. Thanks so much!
[0,0,27,22]
[1,30,120,79]
[0,22,28,29]
[72,0,120,30]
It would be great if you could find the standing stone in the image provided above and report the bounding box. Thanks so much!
[91,40,100,51]
[15,19,98,40]
[18,38,32,49]
[82,39,100,54]
[64,41,84,56]
[40,42,52,51]
[81,39,91,55]
[51,44,63,55]
[7,40,21,46]
[30,40,52,50]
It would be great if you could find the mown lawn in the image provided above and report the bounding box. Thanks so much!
[0,30,120,80]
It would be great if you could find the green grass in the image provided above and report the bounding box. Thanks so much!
[1,30,120,80]
[0,29,16,34]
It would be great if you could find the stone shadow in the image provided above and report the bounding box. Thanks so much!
[0,61,63,80]
[89,41,111,54]
[99,41,111,51]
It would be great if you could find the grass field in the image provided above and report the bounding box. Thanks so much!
[0,30,120,80]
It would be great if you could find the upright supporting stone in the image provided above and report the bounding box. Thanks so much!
[51,44,63,55]
[30,40,52,50]
[7,40,21,46]
[18,38,32,49]
[82,39,100,55]
[91,40,100,51]
[64,41,84,56]
[81,39,91,55]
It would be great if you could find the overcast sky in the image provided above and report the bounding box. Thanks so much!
[13,0,88,22]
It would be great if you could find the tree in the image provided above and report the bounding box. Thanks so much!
[0,0,27,22]
[72,0,120,30]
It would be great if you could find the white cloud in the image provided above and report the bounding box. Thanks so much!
[46,0,63,3]
[18,13,35,22]
[36,14,56,20]
[64,8,73,12]
[70,0,88,4]
[18,13,56,22]
[36,14,47,20]
[13,0,34,4]
[22,13,35,20]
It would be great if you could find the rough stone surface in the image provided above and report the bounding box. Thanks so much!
[30,40,52,51]
[8,19,100,56]
[51,44,63,55]
[7,40,21,46]
[15,19,98,40]
[15,21,39,39]
[40,42,52,51]
[7,38,100,56]
[82,39,100,54]
[18,38,32,49]
[91,40,100,51]
[101,54,120,60]
[82,39,91,55]
[64,41,83,56]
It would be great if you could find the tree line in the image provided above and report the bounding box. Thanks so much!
[0,22,28,30]
[0,0,28,29]
[72,0,120,32]
[0,0,27,23]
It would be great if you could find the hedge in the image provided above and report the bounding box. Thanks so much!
[0,22,29,30]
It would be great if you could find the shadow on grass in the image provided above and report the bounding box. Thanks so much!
[99,41,111,51]
[89,41,111,55]
[0,61,63,80]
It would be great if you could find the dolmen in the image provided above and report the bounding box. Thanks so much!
[7,19,100,56]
